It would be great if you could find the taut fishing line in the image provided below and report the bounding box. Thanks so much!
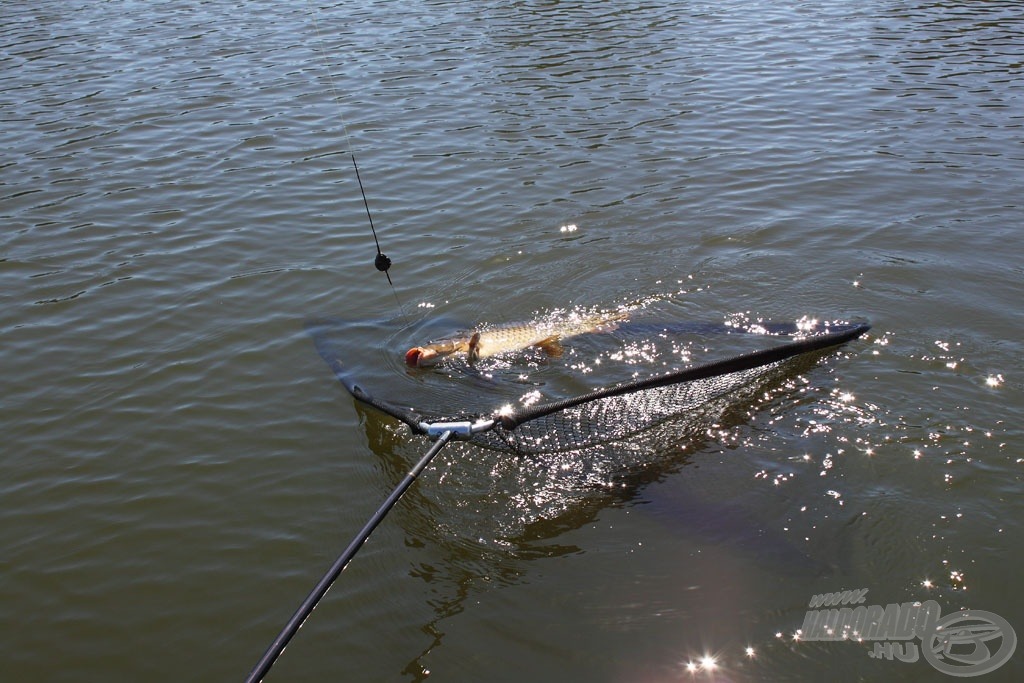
[308,3,404,314]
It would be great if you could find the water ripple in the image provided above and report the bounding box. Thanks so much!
[2,1,1024,681]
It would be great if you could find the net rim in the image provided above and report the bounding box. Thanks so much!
[307,319,870,438]
[498,323,870,429]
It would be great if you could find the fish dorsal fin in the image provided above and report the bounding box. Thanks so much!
[533,335,563,357]
[467,331,482,364]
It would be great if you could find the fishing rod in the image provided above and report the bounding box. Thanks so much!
[245,429,459,683]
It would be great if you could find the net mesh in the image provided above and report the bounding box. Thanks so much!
[468,359,784,454]
[307,320,870,456]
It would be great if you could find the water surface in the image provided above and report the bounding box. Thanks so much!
[2,1,1022,681]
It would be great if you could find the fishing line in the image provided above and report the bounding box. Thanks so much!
[308,4,404,313]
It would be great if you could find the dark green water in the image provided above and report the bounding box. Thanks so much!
[2,1,1022,681]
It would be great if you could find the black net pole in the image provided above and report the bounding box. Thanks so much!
[245,430,455,683]
[501,323,870,429]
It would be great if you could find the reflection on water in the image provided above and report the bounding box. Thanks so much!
[345,328,863,678]
[2,0,1023,681]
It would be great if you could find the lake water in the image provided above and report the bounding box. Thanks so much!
[2,1,1022,681]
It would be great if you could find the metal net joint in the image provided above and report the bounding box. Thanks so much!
[420,418,496,440]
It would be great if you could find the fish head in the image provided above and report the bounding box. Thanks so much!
[404,337,467,367]
[405,346,440,367]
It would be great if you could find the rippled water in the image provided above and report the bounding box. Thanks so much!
[3,1,1022,681]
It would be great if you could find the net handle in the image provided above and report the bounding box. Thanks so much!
[244,430,454,682]
[500,323,871,429]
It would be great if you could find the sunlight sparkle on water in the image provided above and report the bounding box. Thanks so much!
[683,656,718,675]
[986,374,1003,387]
[518,390,542,407]
[796,316,819,332]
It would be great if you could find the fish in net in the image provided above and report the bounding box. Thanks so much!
[247,318,870,682]
[308,319,870,454]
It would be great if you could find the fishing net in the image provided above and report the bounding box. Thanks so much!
[470,360,782,454]
[248,319,870,683]
[307,320,870,455]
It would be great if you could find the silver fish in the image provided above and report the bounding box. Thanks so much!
[405,311,628,367]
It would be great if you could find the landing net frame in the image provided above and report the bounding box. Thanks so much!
[246,321,870,682]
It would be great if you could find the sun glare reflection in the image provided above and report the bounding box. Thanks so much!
[683,652,725,676]
[796,316,819,332]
